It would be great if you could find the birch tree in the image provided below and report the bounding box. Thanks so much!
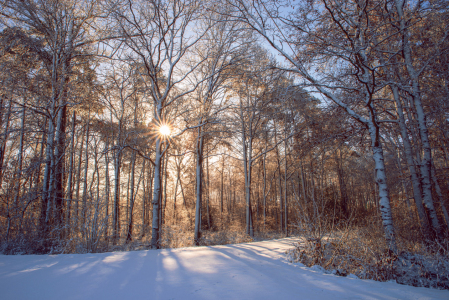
[226,0,399,251]
[388,0,448,238]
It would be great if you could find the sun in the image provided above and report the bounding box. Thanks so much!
[159,125,171,136]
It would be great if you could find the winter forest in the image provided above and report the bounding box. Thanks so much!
[0,0,449,288]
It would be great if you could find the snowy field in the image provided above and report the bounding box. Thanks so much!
[1,237,448,300]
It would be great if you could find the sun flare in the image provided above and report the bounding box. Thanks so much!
[159,125,171,136]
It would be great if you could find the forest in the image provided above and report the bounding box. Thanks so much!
[0,0,448,284]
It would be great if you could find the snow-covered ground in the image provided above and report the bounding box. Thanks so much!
[1,237,448,300]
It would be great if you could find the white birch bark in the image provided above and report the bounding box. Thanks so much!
[162,152,169,226]
[369,124,397,252]
[393,0,441,238]
[150,136,163,249]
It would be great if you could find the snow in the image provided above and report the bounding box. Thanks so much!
[0,237,448,300]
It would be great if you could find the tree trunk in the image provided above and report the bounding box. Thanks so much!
[368,121,397,253]
[40,111,55,240]
[146,163,155,235]
[53,104,67,232]
[243,137,254,237]
[140,159,146,237]
[275,129,283,233]
[126,151,137,242]
[173,153,182,224]
[113,149,121,243]
[221,155,224,215]
[73,126,85,230]
[336,149,348,218]
[0,98,12,188]
[300,160,307,223]
[284,135,288,237]
[262,152,267,229]
[81,116,90,230]
[162,152,168,226]
[194,131,204,245]
[65,111,76,237]
[206,149,211,230]
[393,0,441,238]
[13,105,26,215]
[150,136,163,249]
[392,85,433,236]
[104,137,110,244]
[431,164,449,231]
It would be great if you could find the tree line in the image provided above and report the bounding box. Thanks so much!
[0,0,447,254]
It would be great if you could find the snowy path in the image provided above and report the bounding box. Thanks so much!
[0,237,448,300]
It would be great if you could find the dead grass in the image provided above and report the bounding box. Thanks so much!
[287,220,449,289]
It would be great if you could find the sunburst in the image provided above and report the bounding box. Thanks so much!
[159,124,171,137]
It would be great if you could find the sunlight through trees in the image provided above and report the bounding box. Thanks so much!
[0,1,447,271]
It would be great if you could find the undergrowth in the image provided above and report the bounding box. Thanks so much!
[287,217,449,290]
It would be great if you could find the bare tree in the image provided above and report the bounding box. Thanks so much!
[113,0,216,249]
[1,0,106,246]
[188,11,248,245]
[226,0,399,251]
